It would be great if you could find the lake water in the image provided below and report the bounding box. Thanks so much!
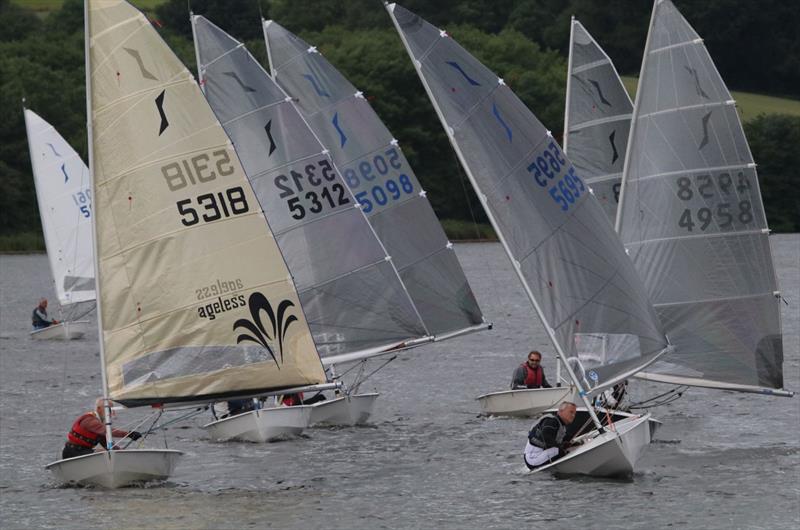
[1,236,798,529]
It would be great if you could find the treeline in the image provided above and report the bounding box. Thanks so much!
[1,0,798,245]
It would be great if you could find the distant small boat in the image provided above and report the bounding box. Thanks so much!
[30,320,90,341]
[23,108,95,340]
[476,386,579,418]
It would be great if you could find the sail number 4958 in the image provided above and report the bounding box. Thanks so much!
[528,141,585,211]
[161,149,250,226]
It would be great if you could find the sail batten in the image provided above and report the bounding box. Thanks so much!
[263,18,485,343]
[388,3,670,397]
[87,0,326,406]
[616,0,787,391]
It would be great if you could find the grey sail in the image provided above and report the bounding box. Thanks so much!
[564,18,633,224]
[616,0,789,394]
[387,3,671,396]
[263,20,485,341]
[191,15,428,358]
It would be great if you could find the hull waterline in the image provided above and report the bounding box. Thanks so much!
[203,405,312,442]
[307,393,379,426]
[30,321,90,340]
[476,386,579,417]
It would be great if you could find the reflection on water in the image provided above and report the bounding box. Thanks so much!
[1,236,798,529]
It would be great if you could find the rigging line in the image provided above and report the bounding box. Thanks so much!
[628,385,687,408]
[352,355,397,394]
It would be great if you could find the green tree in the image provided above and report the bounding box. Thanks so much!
[745,114,800,232]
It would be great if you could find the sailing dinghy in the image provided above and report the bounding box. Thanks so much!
[387,3,673,477]
[46,0,332,486]
[191,14,487,429]
[261,19,490,425]
[24,108,94,340]
[477,15,634,418]
[615,0,794,398]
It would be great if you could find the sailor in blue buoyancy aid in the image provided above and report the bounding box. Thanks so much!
[523,401,578,469]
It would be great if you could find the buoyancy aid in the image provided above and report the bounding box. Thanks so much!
[527,413,566,449]
[522,363,544,388]
[32,307,48,327]
[281,393,304,406]
[67,412,102,448]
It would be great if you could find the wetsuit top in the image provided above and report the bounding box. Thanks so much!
[527,413,569,449]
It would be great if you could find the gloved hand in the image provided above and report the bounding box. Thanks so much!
[128,431,142,441]
[557,446,568,458]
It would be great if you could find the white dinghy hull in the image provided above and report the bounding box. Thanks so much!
[203,405,312,442]
[531,414,652,478]
[307,393,379,426]
[45,449,183,488]
[30,321,90,340]
[476,386,579,417]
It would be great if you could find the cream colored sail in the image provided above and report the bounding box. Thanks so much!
[87,0,325,406]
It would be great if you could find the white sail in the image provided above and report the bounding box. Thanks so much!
[190,15,432,360]
[24,109,95,307]
[262,20,486,345]
[87,0,326,407]
[563,18,633,224]
[387,3,671,398]
[616,0,790,395]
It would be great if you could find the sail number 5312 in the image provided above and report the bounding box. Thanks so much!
[528,141,585,211]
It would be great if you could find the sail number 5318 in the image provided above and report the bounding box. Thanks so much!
[528,141,585,212]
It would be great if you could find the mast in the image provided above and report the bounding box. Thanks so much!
[189,10,204,93]
[386,3,605,430]
[614,0,658,234]
[562,15,575,154]
[84,0,114,449]
[262,18,276,77]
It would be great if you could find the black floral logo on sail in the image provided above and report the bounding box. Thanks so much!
[233,293,299,367]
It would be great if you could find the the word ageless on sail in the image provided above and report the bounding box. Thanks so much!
[195,278,246,320]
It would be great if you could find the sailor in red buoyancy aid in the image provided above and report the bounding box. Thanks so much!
[62,398,141,460]
[511,351,552,389]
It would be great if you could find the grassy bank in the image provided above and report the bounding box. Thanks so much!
[441,219,497,241]
[621,76,800,119]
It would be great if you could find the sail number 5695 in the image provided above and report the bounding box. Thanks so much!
[527,141,585,212]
